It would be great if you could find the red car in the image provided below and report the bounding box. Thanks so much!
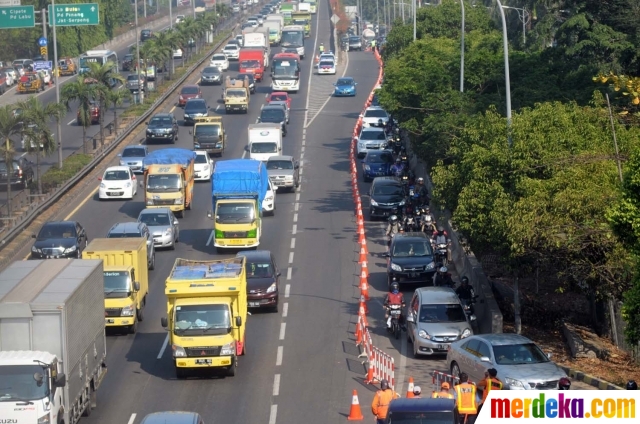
[178,84,202,107]
[267,92,292,110]
[77,100,101,125]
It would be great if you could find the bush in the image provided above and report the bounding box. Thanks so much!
[41,154,93,193]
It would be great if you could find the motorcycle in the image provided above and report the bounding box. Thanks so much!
[403,215,418,232]
[386,304,403,339]
[433,240,451,266]
[461,296,479,321]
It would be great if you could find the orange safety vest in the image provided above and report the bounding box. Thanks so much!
[371,389,399,419]
[481,378,503,403]
[455,383,478,415]
[432,391,454,399]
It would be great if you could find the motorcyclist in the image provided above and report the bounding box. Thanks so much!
[433,265,454,287]
[456,276,476,301]
[319,43,324,54]
[415,177,430,205]
[390,158,405,177]
[420,207,437,235]
[377,118,384,128]
[383,279,406,330]
[385,215,401,244]
[432,225,448,246]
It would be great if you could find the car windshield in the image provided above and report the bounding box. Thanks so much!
[216,203,255,224]
[349,37,360,42]
[139,212,170,226]
[366,152,393,163]
[108,231,142,238]
[392,241,432,257]
[239,74,255,82]
[373,184,403,196]
[174,304,231,336]
[418,304,466,323]
[150,117,172,126]
[226,89,246,98]
[261,109,284,121]
[319,61,334,67]
[337,79,353,86]
[251,142,278,153]
[37,224,76,239]
[181,86,199,94]
[267,160,293,170]
[104,271,131,298]
[224,45,238,51]
[122,148,146,158]
[0,161,19,171]
[185,101,206,111]
[147,174,181,192]
[195,125,220,136]
[270,94,288,102]
[246,261,274,278]
[212,55,226,60]
[0,364,49,401]
[364,109,388,118]
[127,75,139,81]
[241,60,261,69]
[203,67,220,74]
[195,154,209,164]
[492,342,550,365]
[103,170,130,180]
[388,411,455,424]
[360,130,386,141]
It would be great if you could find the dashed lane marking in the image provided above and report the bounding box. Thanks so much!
[269,405,278,424]
[276,346,283,366]
[127,413,137,424]
[288,251,294,264]
[206,230,214,246]
[293,213,298,223]
[157,333,169,359]
[287,267,292,280]
[67,119,75,126]
[290,238,296,249]
[279,323,286,340]
[273,374,281,396]
[282,302,289,318]
[292,224,297,235]
[284,284,290,298]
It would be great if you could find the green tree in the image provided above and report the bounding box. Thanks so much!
[61,80,100,154]
[106,87,131,132]
[84,61,125,145]
[0,105,33,218]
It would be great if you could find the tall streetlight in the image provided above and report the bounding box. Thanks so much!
[412,0,416,41]
[495,0,512,137]
[134,0,142,104]
[501,5,530,44]
[169,0,173,29]
[51,0,63,168]
[459,0,465,92]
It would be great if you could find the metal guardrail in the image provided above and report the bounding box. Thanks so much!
[0,17,239,251]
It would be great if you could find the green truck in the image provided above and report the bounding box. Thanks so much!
[280,1,298,25]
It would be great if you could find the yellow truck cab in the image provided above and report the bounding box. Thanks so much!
[222,75,250,114]
[291,12,311,37]
[82,238,149,334]
[190,116,226,156]
[161,257,248,378]
[142,148,196,218]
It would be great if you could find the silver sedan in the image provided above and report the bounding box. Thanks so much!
[137,208,179,250]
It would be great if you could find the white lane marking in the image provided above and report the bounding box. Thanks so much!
[276,346,283,365]
[127,413,137,424]
[215,104,220,111]
[295,192,300,202]
[286,267,292,280]
[279,323,286,340]
[303,11,321,127]
[301,145,305,153]
[292,224,297,235]
[285,284,290,298]
[300,152,304,160]
[157,334,169,359]
[206,230,214,246]
[282,302,289,317]
[19,152,27,158]
[288,251,294,264]
[302,128,306,136]
[241,150,247,159]
[290,238,296,249]
[299,166,304,176]
[301,137,306,146]
[269,404,278,424]
[293,213,298,223]
[294,202,299,212]
[273,374,281,396]
[67,119,75,125]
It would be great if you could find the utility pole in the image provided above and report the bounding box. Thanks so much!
[135,0,142,104]
[170,0,173,29]
[144,0,147,19]
[412,0,416,41]
[50,0,63,168]
[41,9,48,60]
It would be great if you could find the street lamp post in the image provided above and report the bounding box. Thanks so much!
[135,0,142,105]
[495,0,512,140]
[501,5,529,45]
[412,0,416,41]
[169,0,173,29]
[51,0,63,168]
[459,0,464,92]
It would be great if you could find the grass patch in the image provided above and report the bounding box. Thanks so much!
[40,154,93,193]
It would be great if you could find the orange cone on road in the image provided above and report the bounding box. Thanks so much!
[406,377,415,398]
[347,390,364,421]
[360,237,368,255]
[361,261,369,278]
[357,216,364,230]
[359,294,368,314]
[355,319,363,344]
[358,246,367,264]
[360,278,370,301]
[358,227,366,244]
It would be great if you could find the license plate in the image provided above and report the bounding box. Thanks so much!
[228,239,243,245]
[437,344,446,350]
[106,319,115,324]
[410,272,418,278]
[248,302,260,307]
[390,310,401,315]
[195,359,212,365]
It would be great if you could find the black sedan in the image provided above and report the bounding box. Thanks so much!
[145,113,179,143]
[237,250,281,312]
[31,221,88,259]
[385,232,437,287]
[369,176,405,219]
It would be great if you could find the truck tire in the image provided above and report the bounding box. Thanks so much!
[226,360,236,377]
[128,318,138,334]
[175,366,188,379]
[137,307,144,322]
[149,253,155,270]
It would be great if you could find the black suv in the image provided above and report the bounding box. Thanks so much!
[236,250,282,312]
[385,232,436,286]
[140,29,153,42]
[146,113,179,143]
[368,176,405,219]
[121,54,134,71]
[0,158,34,190]
[258,105,287,136]
[31,220,88,259]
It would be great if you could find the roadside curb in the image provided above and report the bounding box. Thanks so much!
[559,366,624,390]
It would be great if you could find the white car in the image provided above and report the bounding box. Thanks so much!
[173,48,183,59]
[232,4,240,12]
[262,178,277,215]
[3,69,16,86]
[319,53,335,62]
[209,53,229,71]
[360,105,390,127]
[317,59,336,75]
[356,127,388,158]
[247,19,259,28]
[99,166,137,200]
[175,14,185,24]
[20,124,43,151]
[194,150,214,181]
[235,34,244,47]
[256,15,264,25]
[222,44,240,60]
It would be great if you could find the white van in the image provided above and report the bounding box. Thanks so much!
[246,123,283,162]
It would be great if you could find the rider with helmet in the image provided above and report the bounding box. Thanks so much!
[432,225,448,246]
[420,207,437,235]
[390,158,405,177]
[627,380,637,390]
[385,215,401,245]
[456,276,476,301]
[415,177,430,205]
[384,279,406,330]
[559,377,571,390]
[433,265,454,288]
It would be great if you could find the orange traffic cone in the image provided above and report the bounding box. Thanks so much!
[364,361,375,384]
[358,246,367,264]
[406,377,415,398]
[355,319,363,344]
[361,261,369,278]
[358,227,366,244]
[360,237,369,255]
[347,390,364,421]
[360,271,370,298]
[357,217,364,231]
[359,294,369,313]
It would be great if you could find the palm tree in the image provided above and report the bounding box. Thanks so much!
[0,105,27,219]
[106,87,131,132]
[84,61,125,145]
[61,80,100,154]
[18,97,66,194]
[149,31,174,82]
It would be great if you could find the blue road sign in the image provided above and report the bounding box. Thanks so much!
[33,61,53,70]
[38,36,47,47]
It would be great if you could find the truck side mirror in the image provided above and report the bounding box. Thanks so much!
[207,210,213,219]
[244,145,249,151]
[188,129,192,135]
[160,317,168,328]
[54,373,67,388]
[133,281,140,292]
[235,316,242,327]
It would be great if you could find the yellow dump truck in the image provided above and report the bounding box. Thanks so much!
[142,148,196,218]
[222,75,250,114]
[160,257,248,378]
[82,238,149,334]
[190,116,226,156]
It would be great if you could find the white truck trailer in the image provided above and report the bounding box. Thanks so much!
[0,259,107,424]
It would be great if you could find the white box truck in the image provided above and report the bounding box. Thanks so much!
[0,259,107,424]
[246,123,283,162]
[263,19,282,45]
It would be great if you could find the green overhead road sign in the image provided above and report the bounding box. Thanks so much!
[48,3,99,26]
[0,6,35,29]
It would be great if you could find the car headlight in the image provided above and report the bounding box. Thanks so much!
[100,183,106,188]
[121,304,136,316]
[164,228,173,236]
[358,143,364,149]
[174,198,183,205]
[63,245,77,254]
[284,175,293,180]
[266,282,277,293]
[184,114,190,118]
[390,261,403,271]
[203,165,210,171]
[220,341,236,356]
[172,345,187,357]
[119,160,126,166]
[125,182,132,188]
[399,200,406,206]
[363,165,370,171]
[461,328,471,339]
[504,377,525,389]
[265,195,274,202]
[418,329,431,340]
[425,262,435,270]
[370,199,378,206]
[31,246,41,253]
[37,414,50,424]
